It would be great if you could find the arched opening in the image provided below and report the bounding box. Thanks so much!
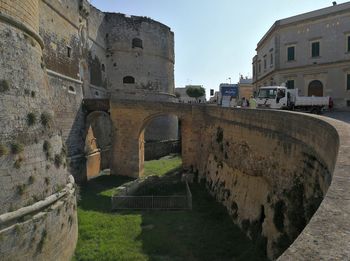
[123,76,135,84]
[132,38,143,49]
[85,111,112,180]
[308,80,323,96]
[139,114,181,177]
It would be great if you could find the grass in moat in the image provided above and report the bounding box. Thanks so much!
[73,155,267,261]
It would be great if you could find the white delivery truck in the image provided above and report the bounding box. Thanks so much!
[256,86,331,113]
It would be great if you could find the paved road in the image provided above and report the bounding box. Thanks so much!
[323,111,350,124]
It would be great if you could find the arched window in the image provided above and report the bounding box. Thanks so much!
[308,80,323,97]
[123,76,135,84]
[132,38,143,49]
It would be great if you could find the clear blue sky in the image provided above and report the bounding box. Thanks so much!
[91,0,348,97]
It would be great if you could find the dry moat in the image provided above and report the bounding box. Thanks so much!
[73,155,267,261]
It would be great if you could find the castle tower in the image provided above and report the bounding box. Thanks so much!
[0,1,78,260]
[106,14,178,145]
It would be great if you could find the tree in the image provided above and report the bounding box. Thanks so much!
[186,86,205,102]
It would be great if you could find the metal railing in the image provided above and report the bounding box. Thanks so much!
[111,182,192,210]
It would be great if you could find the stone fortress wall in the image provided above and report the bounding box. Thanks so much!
[0,0,178,259]
[0,0,77,260]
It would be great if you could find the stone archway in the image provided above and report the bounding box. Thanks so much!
[109,100,196,178]
[138,113,180,177]
[85,111,112,180]
[308,80,323,96]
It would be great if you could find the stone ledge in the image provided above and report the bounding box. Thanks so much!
[0,175,75,230]
[0,11,44,49]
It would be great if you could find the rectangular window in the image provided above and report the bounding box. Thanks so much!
[347,74,350,90]
[258,62,261,73]
[264,57,267,70]
[270,53,273,66]
[67,46,72,58]
[347,100,350,107]
[311,41,320,57]
[286,80,295,89]
[287,46,295,61]
[348,35,350,52]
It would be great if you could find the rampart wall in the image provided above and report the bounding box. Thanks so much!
[0,0,77,260]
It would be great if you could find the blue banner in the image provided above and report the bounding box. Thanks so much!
[221,86,238,97]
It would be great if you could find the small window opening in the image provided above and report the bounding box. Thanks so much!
[67,46,72,58]
[123,76,135,84]
[95,91,99,96]
[132,38,143,49]
[101,64,105,72]
[113,63,117,67]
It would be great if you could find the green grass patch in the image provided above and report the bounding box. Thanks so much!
[144,154,182,177]
[73,156,267,261]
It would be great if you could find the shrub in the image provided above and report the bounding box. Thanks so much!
[24,89,30,96]
[40,112,52,128]
[0,80,10,92]
[31,91,36,98]
[0,144,8,157]
[27,112,37,126]
[10,142,24,154]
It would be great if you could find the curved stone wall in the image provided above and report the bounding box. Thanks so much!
[191,108,339,259]
[0,1,77,260]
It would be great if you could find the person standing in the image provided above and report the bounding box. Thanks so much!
[249,96,257,109]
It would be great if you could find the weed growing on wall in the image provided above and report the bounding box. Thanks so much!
[43,140,51,159]
[28,175,35,184]
[40,112,52,128]
[27,112,37,126]
[54,154,63,168]
[0,80,9,92]
[10,142,24,154]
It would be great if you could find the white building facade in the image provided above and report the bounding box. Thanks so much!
[252,2,350,109]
